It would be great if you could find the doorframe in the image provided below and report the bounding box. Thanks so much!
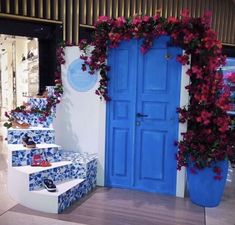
[176,52,190,197]
[103,44,190,197]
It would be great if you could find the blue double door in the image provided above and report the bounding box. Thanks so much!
[105,37,182,195]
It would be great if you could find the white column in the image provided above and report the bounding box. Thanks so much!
[176,60,190,198]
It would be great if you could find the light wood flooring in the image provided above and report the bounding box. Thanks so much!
[9,187,205,225]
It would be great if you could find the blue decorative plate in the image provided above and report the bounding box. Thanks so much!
[67,59,98,92]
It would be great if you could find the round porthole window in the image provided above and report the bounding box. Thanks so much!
[67,59,98,92]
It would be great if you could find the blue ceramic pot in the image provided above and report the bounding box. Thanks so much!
[187,160,228,207]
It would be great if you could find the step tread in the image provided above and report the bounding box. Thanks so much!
[14,161,72,174]
[32,178,85,197]
[8,144,61,151]
[9,127,54,131]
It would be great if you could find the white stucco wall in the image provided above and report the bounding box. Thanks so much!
[176,60,190,198]
[53,47,106,186]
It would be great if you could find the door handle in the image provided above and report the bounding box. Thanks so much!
[165,54,173,60]
[136,113,148,118]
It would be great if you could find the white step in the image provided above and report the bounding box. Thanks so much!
[12,161,73,191]
[14,161,71,174]
[8,143,61,151]
[9,164,86,213]
[8,152,98,213]
[8,127,54,131]
[33,179,84,197]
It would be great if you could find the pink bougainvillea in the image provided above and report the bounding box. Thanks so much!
[79,11,234,172]
[227,72,235,84]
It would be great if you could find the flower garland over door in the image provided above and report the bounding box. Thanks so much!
[79,10,234,173]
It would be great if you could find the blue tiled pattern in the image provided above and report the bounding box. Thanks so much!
[7,129,55,144]
[58,180,86,213]
[28,151,97,212]
[61,151,97,164]
[84,160,97,192]
[62,151,97,176]
[12,147,62,167]
[12,112,53,127]
[29,164,72,191]
[27,98,56,117]
[57,152,97,213]
[28,98,48,110]
[61,151,97,194]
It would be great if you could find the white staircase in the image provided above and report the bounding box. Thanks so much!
[7,94,97,213]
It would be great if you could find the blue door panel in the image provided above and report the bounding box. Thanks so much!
[142,102,167,121]
[112,128,129,176]
[105,40,138,187]
[106,37,182,195]
[134,39,182,195]
[142,48,168,92]
[114,49,130,92]
[139,130,165,180]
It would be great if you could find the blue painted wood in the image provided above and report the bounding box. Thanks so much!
[105,40,138,187]
[106,37,182,195]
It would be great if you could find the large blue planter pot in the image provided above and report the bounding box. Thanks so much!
[187,160,228,207]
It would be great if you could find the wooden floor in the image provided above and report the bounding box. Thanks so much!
[205,167,235,225]
[10,187,205,225]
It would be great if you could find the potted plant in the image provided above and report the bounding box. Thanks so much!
[176,61,234,207]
